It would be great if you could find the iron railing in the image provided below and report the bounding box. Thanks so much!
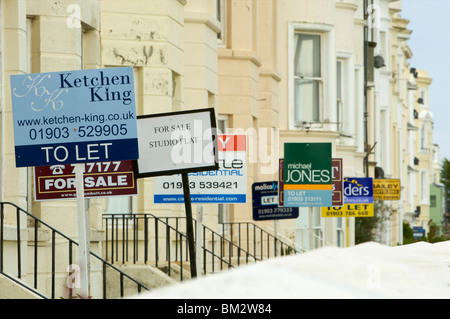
[221,222,301,258]
[103,214,261,280]
[0,202,149,299]
[103,214,299,280]
[0,270,48,299]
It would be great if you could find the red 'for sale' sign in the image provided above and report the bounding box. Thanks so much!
[34,160,138,201]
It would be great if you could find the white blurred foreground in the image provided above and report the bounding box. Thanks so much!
[132,241,450,299]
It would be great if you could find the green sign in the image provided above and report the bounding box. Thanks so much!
[283,143,332,207]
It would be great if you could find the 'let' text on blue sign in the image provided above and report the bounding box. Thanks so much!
[10,67,138,167]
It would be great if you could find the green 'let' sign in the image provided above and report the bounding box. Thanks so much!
[283,143,332,207]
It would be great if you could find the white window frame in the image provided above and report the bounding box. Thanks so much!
[420,170,429,205]
[288,22,335,130]
[408,172,414,208]
[336,52,355,136]
[336,59,343,132]
[293,32,322,125]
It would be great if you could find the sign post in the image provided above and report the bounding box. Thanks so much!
[195,205,203,276]
[322,177,374,247]
[134,108,218,278]
[181,173,197,278]
[10,67,139,298]
[75,164,89,298]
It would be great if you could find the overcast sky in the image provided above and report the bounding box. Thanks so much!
[400,0,450,164]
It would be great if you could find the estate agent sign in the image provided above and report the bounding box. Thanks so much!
[331,158,343,206]
[10,67,139,167]
[134,108,218,178]
[34,160,137,201]
[322,177,374,218]
[343,177,373,204]
[321,204,374,218]
[10,67,139,298]
[133,108,218,279]
[283,143,332,207]
[153,135,246,203]
[252,181,299,221]
[373,179,400,200]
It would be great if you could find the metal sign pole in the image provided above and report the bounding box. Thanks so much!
[181,172,197,278]
[346,216,350,247]
[75,164,90,298]
[309,206,313,249]
[196,205,203,276]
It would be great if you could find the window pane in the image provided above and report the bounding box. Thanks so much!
[294,78,319,122]
[294,33,321,123]
[294,34,321,77]
[336,61,342,130]
[105,196,131,214]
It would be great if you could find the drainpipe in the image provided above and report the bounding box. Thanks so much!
[364,0,377,177]
[0,0,4,201]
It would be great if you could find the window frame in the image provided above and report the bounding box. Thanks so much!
[288,22,335,130]
[216,0,227,46]
[293,32,323,125]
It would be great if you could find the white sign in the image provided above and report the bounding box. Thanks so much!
[134,108,218,178]
[154,135,247,203]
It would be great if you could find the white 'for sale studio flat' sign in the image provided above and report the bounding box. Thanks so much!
[134,108,218,178]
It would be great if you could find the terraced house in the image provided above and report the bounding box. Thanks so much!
[0,0,441,299]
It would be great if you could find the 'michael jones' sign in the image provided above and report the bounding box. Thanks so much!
[34,160,137,201]
[10,67,138,167]
[283,143,332,207]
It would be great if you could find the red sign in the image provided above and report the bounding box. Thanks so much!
[217,135,246,151]
[332,158,343,206]
[34,161,138,201]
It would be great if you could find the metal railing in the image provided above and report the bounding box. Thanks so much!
[0,270,48,299]
[103,214,300,280]
[0,202,149,299]
[103,214,261,280]
[221,222,301,259]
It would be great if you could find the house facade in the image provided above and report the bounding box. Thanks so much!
[0,0,442,298]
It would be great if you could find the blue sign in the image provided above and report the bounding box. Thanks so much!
[252,182,299,221]
[343,177,373,204]
[10,67,138,167]
[154,194,246,204]
[413,227,425,239]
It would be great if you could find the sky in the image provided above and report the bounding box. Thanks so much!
[400,0,450,164]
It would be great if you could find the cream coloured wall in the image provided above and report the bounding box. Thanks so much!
[0,0,440,298]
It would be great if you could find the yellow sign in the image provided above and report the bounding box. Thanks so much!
[373,179,400,200]
[321,204,374,218]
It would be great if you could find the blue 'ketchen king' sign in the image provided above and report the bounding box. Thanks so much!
[10,67,139,167]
